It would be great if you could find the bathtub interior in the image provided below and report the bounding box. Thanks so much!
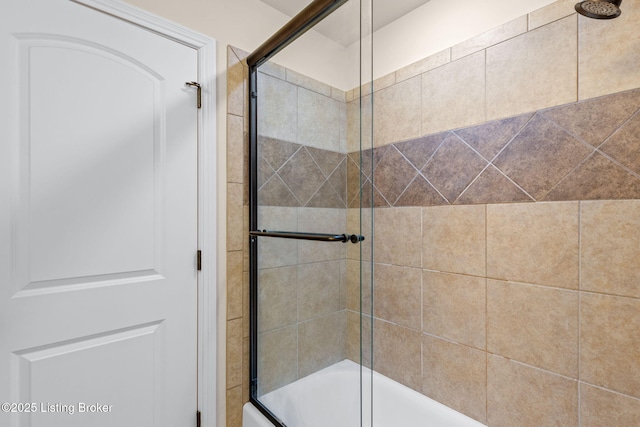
[245,360,486,427]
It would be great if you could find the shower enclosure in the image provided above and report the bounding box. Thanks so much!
[242,0,640,426]
[246,0,375,425]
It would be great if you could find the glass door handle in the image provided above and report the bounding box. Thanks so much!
[249,230,365,244]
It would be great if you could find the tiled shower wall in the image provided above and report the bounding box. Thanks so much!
[226,46,249,427]
[226,46,354,426]
[255,63,352,396]
[342,0,640,426]
[227,0,640,426]
[356,201,640,425]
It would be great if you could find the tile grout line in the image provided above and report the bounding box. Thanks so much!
[420,205,425,394]
[597,106,640,150]
[483,48,487,126]
[578,200,582,427]
[576,13,581,103]
[485,203,489,422]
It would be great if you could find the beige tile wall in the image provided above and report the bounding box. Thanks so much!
[254,56,352,397]
[341,3,640,423]
[353,200,640,426]
[228,1,640,426]
[226,46,249,427]
[579,0,640,99]
[255,206,349,395]
[258,61,347,153]
[227,47,357,423]
[346,0,640,145]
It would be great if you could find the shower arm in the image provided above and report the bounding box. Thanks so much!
[249,230,365,244]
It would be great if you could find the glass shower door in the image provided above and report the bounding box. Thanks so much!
[247,0,373,426]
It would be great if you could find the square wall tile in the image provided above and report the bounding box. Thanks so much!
[227,250,244,320]
[286,69,331,97]
[542,152,640,202]
[258,267,297,332]
[422,335,487,424]
[374,76,422,147]
[298,88,343,153]
[297,208,346,264]
[395,49,450,83]
[257,326,297,395]
[227,114,244,184]
[578,0,640,99]
[374,207,422,268]
[227,46,245,117]
[422,205,486,277]
[331,87,346,103]
[581,200,640,298]
[298,312,346,378]
[227,183,245,252]
[487,355,578,427]
[528,0,577,30]
[298,261,341,322]
[339,101,348,155]
[243,272,250,339]
[226,386,243,427]
[243,336,250,401]
[492,114,592,200]
[346,259,372,315]
[454,113,533,161]
[540,90,640,149]
[347,207,372,262]
[259,60,286,79]
[373,320,422,391]
[600,107,640,175]
[422,51,486,135]
[347,94,373,152]
[374,263,421,330]
[487,202,579,289]
[581,293,640,399]
[487,280,578,377]
[423,271,486,349]
[374,146,420,205]
[452,16,527,61]
[259,175,299,207]
[278,148,327,206]
[581,383,640,427]
[243,206,250,272]
[257,72,297,143]
[257,207,298,269]
[421,133,488,203]
[346,311,372,368]
[257,226,298,270]
[346,207,361,261]
[487,16,578,121]
[339,259,347,310]
[373,72,396,92]
[227,318,243,389]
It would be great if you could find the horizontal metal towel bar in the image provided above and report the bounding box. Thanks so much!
[249,230,364,244]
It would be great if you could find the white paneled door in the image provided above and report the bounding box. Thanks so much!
[0,1,199,426]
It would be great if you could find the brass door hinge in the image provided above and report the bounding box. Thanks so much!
[197,250,202,271]
[186,81,202,109]
[196,410,201,427]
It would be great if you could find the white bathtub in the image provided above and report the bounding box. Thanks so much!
[243,360,486,427]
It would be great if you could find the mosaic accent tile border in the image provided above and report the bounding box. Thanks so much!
[347,88,640,208]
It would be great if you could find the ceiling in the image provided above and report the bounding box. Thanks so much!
[258,0,432,47]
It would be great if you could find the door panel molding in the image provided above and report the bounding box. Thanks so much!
[12,321,165,427]
[12,32,168,295]
[69,1,217,426]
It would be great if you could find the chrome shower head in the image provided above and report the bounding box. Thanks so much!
[575,0,622,19]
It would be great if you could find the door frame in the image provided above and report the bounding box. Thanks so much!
[71,0,217,425]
